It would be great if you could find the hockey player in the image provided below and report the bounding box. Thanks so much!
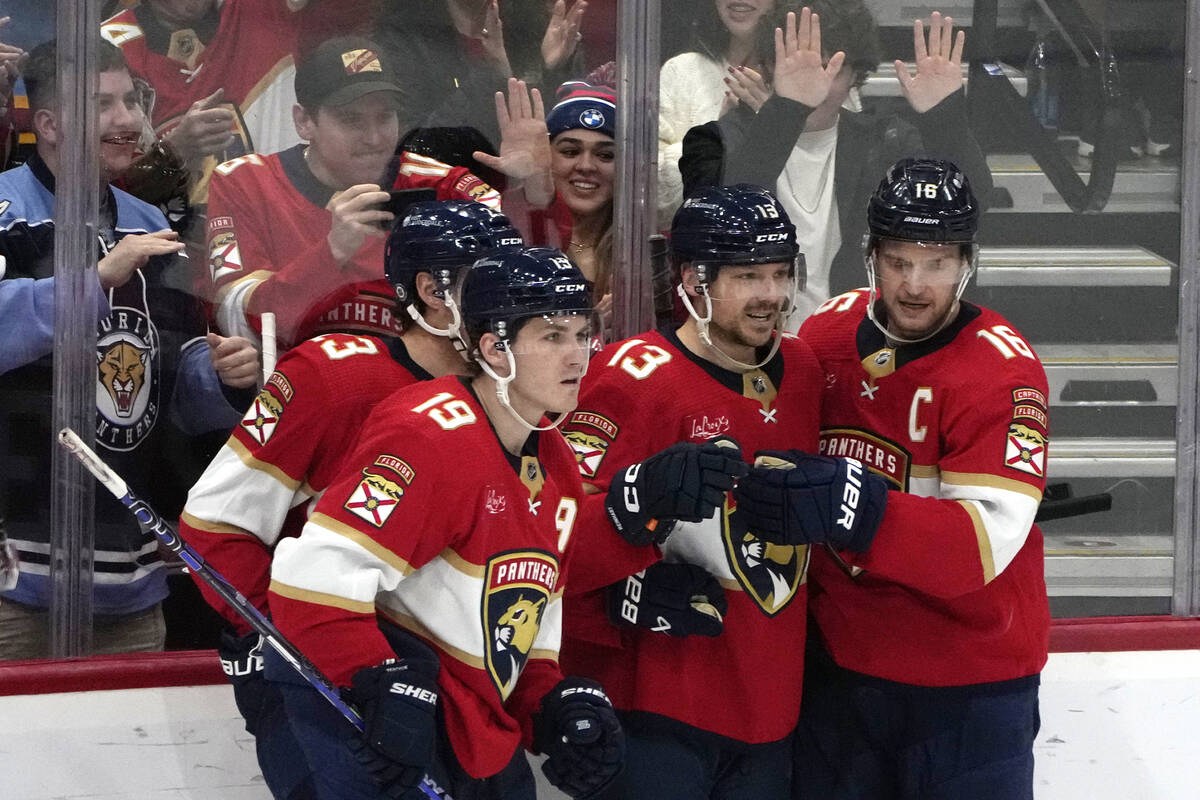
[268,247,625,799]
[557,184,881,799]
[744,158,1049,799]
[178,200,522,799]
[207,34,501,348]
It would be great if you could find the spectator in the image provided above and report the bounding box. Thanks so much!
[101,0,314,208]
[207,34,501,350]
[680,4,993,326]
[658,0,803,226]
[374,0,588,146]
[485,79,615,334]
[0,40,251,660]
[0,16,26,169]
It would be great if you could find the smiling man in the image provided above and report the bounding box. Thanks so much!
[207,34,501,350]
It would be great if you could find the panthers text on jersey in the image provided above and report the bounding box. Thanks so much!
[269,375,583,779]
[207,145,500,347]
[559,328,823,744]
[800,289,1051,686]
[179,332,433,633]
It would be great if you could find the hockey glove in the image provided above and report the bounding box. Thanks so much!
[347,657,440,798]
[217,629,274,737]
[733,451,888,551]
[605,437,748,547]
[534,677,625,798]
[606,562,727,638]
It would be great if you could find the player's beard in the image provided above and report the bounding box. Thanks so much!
[709,300,782,358]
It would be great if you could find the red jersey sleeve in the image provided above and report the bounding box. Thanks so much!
[849,327,1049,599]
[394,152,501,209]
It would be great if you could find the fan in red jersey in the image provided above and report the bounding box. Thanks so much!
[769,158,1049,800]
[268,247,624,800]
[207,34,500,350]
[179,200,521,799]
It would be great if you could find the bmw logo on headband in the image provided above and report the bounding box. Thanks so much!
[579,108,605,129]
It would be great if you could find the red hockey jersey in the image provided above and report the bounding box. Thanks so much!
[558,329,823,744]
[269,375,584,778]
[179,332,433,632]
[101,1,305,202]
[799,290,1051,686]
[207,145,499,346]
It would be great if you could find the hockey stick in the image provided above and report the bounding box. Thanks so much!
[260,311,277,383]
[56,428,451,800]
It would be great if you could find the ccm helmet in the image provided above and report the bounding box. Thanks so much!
[864,158,979,344]
[670,184,801,371]
[460,247,593,431]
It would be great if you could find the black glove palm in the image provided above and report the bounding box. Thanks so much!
[605,437,747,546]
[734,451,888,551]
[607,561,727,637]
[348,657,440,799]
[534,677,625,798]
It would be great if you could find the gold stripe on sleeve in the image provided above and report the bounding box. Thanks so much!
[270,579,375,614]
[227,436,303,491]
[941,470,1044,503]
[956,500,997,584]
[180,510,254,537]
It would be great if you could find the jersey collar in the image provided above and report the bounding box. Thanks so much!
[856,301,982,368]
[279,144,402,209]
[385,337,435,381]
[663,327,785,395]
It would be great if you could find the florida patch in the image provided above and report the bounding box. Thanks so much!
[207,216,242,282]
[1004,423,1047,477]
[343,455,415,527]
[482,551,558,699]
[240,389,284,446]
[564,430,609,479]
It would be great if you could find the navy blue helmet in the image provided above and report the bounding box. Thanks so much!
[384,201,523,305]
[670,184,800,273]
[867,158,979,244]
[460,246,592,341]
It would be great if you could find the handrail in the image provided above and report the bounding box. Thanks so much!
[970,0,1123,212]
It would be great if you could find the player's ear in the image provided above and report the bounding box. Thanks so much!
[477,331,511,375]
[33,109,58,148]
[679,263,704,298]
[414,272,444,311]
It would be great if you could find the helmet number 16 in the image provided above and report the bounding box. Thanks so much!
[915,182,939,199]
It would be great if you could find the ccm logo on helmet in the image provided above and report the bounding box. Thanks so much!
[836,459,865,531]
[755,233,789,243]
[555,283,586,293]
[499,237,523,246]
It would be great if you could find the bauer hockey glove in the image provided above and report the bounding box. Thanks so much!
[217,629,274,737]
[605,437,748,546]
[534,677,625,798]
[347,656,440,798]
[734,451,889,552]
[606,561,727,638]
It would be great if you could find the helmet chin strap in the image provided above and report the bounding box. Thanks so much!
[864,251,974,345]
[476,343,570,433]
[407,293,472,362]
[676,282,785,372]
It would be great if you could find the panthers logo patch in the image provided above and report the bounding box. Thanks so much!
[482,551,558,700]
[95,306,160,452]
[722,499,808,617]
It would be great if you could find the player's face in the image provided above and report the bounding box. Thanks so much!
[716,0,776,40]
[97,69,145,181]
[551,131,614,220]
[507,314,592,418]
[700,261,793,353]
[873,239,967,340]
[300,92,401,188]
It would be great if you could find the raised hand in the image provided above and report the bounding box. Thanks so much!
[207,332,260,389]
[896,11,965,114]
[478,0,513,77]
[771,8,846,109]
[162,88,237,163]
[0,17,28,106]
[542,0,588,70]
[98,230,186,289]
[720,66,769,116]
